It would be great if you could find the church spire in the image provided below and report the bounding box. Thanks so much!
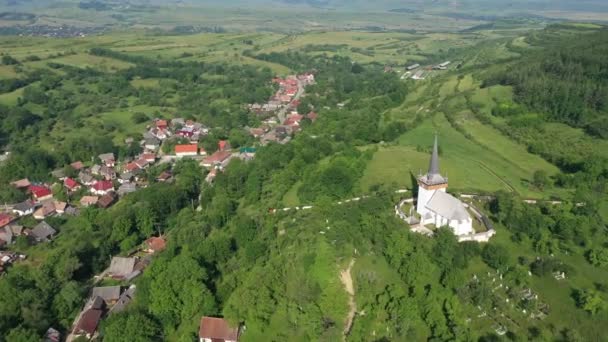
[428,134,440,177]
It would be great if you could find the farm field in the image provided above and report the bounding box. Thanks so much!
[360,113,561,198]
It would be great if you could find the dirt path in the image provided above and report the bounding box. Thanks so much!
[340,258,356,340]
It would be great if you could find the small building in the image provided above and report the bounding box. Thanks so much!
[99,165,116,180]
[156,171,172,182]
[98,153,115,167]
[0,213,13,228]
[80,196,99,207]
[0,226,13,245]
[108,257,136,279]
[108,285,136,315]
[44,327,61,342]
[97,193,116,209]
[29,185,53,202]
[201,151,233,169]
[199,316,240,342]
[78,171,96,186]
[12,201,36,216]
[91,286,121,305]
[30,221,56,242]
[90,180,114,196]
[33,201,57,220]
[145,236,166,254]
[175,144,198,157]
[117,182,137,197]
[73,307,102,340]
[144,137,161,151]
[141,153,156,163]
[64,178,81,192]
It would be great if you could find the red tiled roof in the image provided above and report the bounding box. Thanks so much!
[75,309,102,335]
[64,178,79,189]
[29,185,52,199]
[199,317,239,341]
[125,162,139,172]
[0,213,13,227]
[142,153,156,161]
[307,111,318,121]
[156,119,168,127]
[175,144,198,154]
[283,114,303,126]
[203,151,232,164]
[146,237,166,252]
[92,180,113,191]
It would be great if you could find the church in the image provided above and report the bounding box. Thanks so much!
[416,136,474,236]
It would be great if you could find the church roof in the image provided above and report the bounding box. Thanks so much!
[425,191,470,221]
[419,135,447,185]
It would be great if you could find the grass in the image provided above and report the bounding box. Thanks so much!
[360,113,563,198]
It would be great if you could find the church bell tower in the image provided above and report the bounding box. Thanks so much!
[416,135,448,217]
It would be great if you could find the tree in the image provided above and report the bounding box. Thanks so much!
[587,248,608,268]
[533,170,550,189]
[5,327,39,342]
[102,312,160,342]
[573,289,605,315]
[482,244,510,270]
[2,55,19,65]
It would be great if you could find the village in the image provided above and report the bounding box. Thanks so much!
[0,71,315,342]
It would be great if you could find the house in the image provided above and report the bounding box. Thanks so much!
[90,164,102,175]
[144,137,161,151]
[12,201,35,216]
[108,257,136,279]
[118,182,137,197]
[199,317,240,342]
[33,201,56,220]
[124,162,140,173]
[134,158,150,169]
[249,128,265,138]
[156,171,172,182]
[91,180,114,196]
[201,151,233,169]
[55,201,66,214]
[30,221,56,242]
[145,236,166,253]
[108,285,136,315]
[218,140,231,151]
[0,213,13,228]
[97,193,116,209]
[65,207,80,216]
[73,307,102,340]
[78,171,95,186]
[99,165,116,180]
[70,161,85,170]
[283,113,303,127]
[64,178,81,191]
[0,226,13,245]
[119,172,134,184]
[80,196,99,207]
[175,144,198,157]
[11,178,30,189]
[91,286,121,305]
[98,153,115,167]
[150,127,170,140]
[141,153,156,163]
[29,185,53,201]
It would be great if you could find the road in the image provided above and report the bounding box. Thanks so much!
[276,79,305,124]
